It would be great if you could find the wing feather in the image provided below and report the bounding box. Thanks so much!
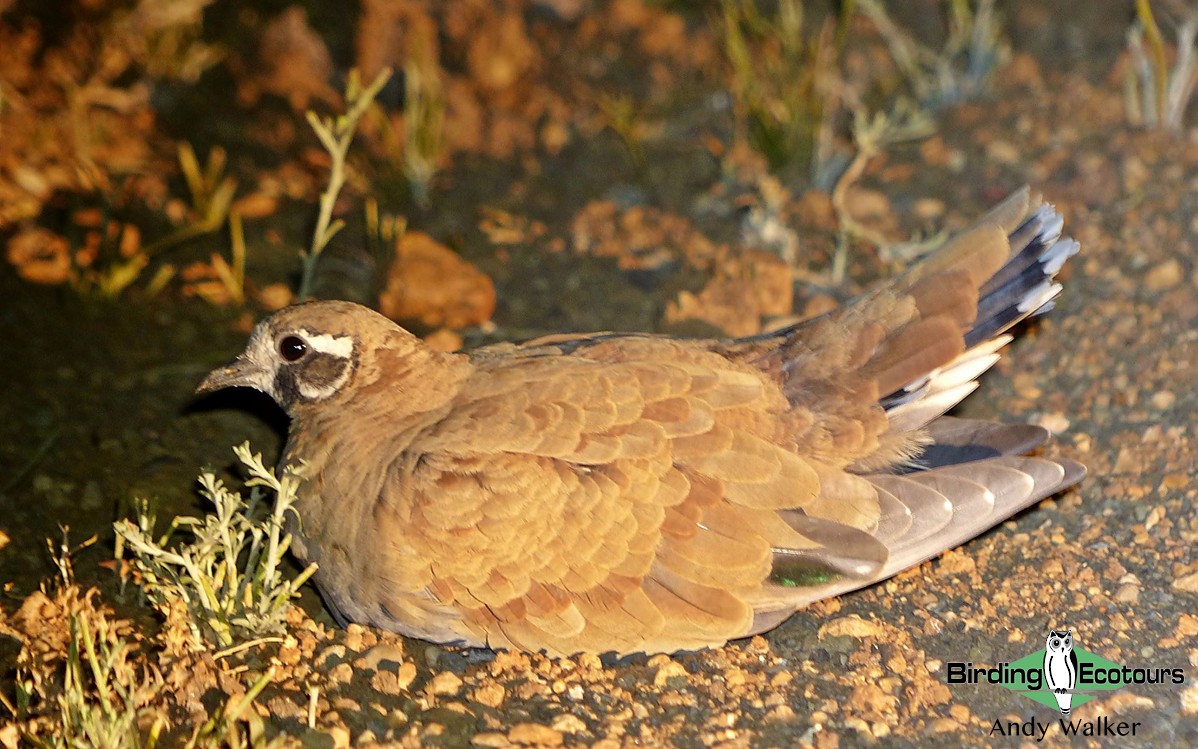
[347,188,1082,655]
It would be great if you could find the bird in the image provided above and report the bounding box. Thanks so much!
[1043,629,1078,714]
[197,186,1084,656]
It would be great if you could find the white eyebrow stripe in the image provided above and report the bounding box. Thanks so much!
[301,331,354,358]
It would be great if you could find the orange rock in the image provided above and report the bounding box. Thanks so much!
[255,283,295,311]
[664,250,793,337]
[423,328,463,352]
[378,231,495,329]
[232,192,279,220]
[6,227,71,284]
[468,8,537,96]
[239,7,337,111]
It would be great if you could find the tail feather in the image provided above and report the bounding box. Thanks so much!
[747,187,1085,627]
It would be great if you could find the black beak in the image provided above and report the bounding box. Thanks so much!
[196,356,260,394]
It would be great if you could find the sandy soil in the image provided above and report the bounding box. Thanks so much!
[1,0,1196,746]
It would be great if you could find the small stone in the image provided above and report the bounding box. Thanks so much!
[936,550,976,576]
[473,682,506,708]
[765,705,796,723]
[328,726,350,749]
[428,671,463,696]
[844,717,870,734]
[796,190,836,231]
[1176,614,1198,638]
[1162,473,1189,490]
[928,717,960,734]
[379,231,496,329]
[1104,692,1154,712]
[277,636,302,666]
[507,723,563,746]
[370,669,402,696]
[652,659,688,686]
[1112,448,1144,475]
[354,642,406,672]
[818,615,884,640]
[1182,686,1198,716]
[1144,259,1183,291]
[986,139,1020,165]
[1172,572,1198,593]
[396,661,418,690]
[1115,583,1140,604]
[326,662,353,688]
[1032,412,1071,434]
[919,136,964,170]
[1151,390,1177,410]
[424,328,464,352]
[343,624,366,652]
[0,724,20,749]
[550,713,587,734]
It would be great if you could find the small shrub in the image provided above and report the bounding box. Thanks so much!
[114,443,318,650]
[54,611,166,749]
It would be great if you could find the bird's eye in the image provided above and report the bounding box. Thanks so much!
[279,335,308,362]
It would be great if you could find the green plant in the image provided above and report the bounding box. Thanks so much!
[115,0,224,83]
[186,668,284,749]
[830,101,936,282]
[857,0,1007,109]
[2,533,166,749]
[298,68,393,300]
[598,92,647,172]
[114,443,318,650]
[53,612,166,749]
[401,55,445,208]
[719,0,843,176]
[1125,0,1198,131]
[143,143,238,258]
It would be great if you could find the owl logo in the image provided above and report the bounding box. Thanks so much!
[1043,629,1078,714]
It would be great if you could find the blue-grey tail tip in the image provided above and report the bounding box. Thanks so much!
[965,198,1078,349]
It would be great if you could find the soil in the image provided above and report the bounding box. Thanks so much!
[1,0,1197,746]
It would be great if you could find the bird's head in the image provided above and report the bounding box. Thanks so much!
[196,300,428,412]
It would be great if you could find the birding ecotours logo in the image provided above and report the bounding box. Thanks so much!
[944,629,1187,739]
[1042,629,1078,714]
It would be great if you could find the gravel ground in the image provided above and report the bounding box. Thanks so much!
[2,1,1197,746]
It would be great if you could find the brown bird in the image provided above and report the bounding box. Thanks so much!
[198,187,1083,656]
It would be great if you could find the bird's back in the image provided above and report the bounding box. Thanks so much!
[308,188,1083,655]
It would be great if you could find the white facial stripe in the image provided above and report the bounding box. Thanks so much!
[301,331,354,358]
[292,330,355,402]
[297,377,346,401]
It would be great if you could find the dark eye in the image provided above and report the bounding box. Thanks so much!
[279,335,308,362]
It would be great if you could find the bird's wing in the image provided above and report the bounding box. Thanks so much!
[387,341,904,655]
[381,188,1083,655]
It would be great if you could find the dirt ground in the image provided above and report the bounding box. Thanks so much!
[1,0,1197,746]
